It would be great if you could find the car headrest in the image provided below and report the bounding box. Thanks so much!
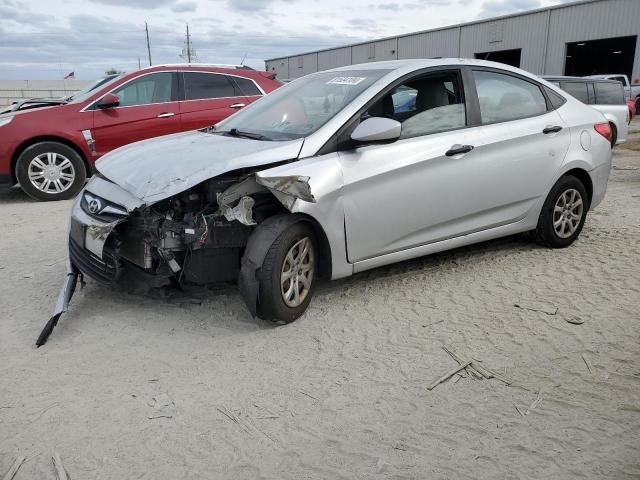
[415,79,450,111]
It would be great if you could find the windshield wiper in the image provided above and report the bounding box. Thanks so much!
[224,128,271,141]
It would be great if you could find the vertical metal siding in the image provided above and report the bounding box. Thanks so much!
[545,0,640,80]
[351,38,398,65]
[459,11,549,73]
[265,58,289,80]
[318,47,352,71]
[398,28,459,59]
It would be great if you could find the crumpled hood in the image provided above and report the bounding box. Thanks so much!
[96,130,304,203]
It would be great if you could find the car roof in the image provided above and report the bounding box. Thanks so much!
[324,58,546,79]
[543,75,622,84]
[134,64,269,75]
[587,74,626,78]
[326,58,493,71]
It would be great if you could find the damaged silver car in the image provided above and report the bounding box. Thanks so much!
[39,59,613,345]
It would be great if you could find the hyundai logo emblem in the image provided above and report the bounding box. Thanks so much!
[88,198,102,214]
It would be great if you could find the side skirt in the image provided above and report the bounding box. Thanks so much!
[352,219,534,274]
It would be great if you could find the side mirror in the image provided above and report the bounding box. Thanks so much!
[97,93,120,109]
[350,117,401,143]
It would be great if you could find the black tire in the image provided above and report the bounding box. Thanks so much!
[16,142,86,201]
[533,175,589,249]
[257,222,318,324]
[635,97,640,115]
[610,122,617,148]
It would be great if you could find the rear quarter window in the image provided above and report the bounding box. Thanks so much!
[232,77,261,96]
[595,83,624,105]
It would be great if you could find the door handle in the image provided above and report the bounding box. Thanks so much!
[445,144,474,156]
[542,125,563,134]
[230,103,246,109]
[157,112,175,118]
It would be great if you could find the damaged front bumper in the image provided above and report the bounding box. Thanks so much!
[36,178,142,346]
[37,171,318,346]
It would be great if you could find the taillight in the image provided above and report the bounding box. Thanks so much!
[594,123,612,142]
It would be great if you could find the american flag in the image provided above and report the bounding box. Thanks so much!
[64,71,75,80]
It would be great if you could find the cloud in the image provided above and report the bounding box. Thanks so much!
[88,0,176,8]
[226,0,295,12]
[377,2,400,10]
[0,0,48,25]
[0,8,362,79]
[370,0,446,9]
[171,1,197,12]
[478,0,541,18]
[347,17,378,31]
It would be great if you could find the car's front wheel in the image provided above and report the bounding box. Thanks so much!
[257,222,318,324]
[534,175,589,248]
[16,142,86,201]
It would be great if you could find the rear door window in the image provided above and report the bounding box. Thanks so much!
[562,82,589,103]
[473,70,547,124]
[595,82,624,105]
[183,72,236,100]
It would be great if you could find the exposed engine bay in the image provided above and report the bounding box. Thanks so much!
[84,170,315,288]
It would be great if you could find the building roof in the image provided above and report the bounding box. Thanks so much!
[265,0,607,62]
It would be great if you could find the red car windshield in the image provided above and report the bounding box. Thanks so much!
[66,74,124,104]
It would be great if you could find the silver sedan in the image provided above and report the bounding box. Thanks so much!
[39,59,613,344]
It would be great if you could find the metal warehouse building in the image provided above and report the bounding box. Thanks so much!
[265,0,640,82]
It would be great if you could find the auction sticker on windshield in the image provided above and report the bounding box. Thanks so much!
[326,77,367,85]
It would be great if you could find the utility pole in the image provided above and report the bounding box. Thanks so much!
[145,22,152,66]
[179,24,196,64]
[138,57,141,69]
[186,24,191,64]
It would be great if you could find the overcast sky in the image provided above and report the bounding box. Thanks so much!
[1,0,573,80]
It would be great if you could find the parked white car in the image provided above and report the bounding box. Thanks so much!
[39,59,613,345]
[545,76,629,146]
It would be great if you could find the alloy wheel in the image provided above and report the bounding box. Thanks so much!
[553,188,583,238]
[27,152,76,194]
[280,236,315,308]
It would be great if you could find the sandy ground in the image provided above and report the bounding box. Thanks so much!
[1,123,639,480]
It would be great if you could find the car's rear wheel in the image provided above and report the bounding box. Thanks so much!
[534,175,589,248]
[16,142,86,201]
[257,222,318,324]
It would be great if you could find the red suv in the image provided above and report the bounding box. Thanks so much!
[0,65,281,201]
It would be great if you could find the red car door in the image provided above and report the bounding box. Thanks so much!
[179,71,255,130]
[91,71,182,156]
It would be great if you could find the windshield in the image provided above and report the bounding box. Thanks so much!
[216,69,390,140]
[66,74,124,103]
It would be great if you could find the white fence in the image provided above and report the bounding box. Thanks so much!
[0,80,93,106]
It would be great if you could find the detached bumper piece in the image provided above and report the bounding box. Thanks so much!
[36,262,81,347]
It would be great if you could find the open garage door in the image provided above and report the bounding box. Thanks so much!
[565,36,637,79]
[474,49,521,68]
